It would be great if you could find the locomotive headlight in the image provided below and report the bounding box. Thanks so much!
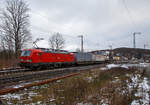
[26,59,32,62]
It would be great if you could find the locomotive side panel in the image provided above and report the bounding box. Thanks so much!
[20,48,76,69]
[20,49,43,68]
[39,52,56,63]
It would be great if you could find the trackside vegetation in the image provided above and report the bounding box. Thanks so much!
[0,67,149,105]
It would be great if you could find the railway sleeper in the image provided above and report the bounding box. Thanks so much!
[0,65,99,87]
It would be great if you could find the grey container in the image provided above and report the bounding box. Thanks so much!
[74,52,93,62]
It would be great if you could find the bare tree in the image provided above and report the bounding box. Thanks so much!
[49,32,65,50]
[0,0,31,57]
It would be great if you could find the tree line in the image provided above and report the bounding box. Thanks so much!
[0,0,31,68]
[0,0,31,57]
[0,0,65,68]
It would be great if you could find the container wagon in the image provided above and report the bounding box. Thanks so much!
[73,52,93,65]
[92,54,106,63]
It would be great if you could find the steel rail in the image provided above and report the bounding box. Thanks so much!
[0,64,104,94]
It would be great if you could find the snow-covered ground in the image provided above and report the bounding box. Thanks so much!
[106,64,129,69]
[131,77,150,105]
[76,74,150,105]
[105,63,150,105]
[104,63,150,70]
[126,75,150,105]
[0,63,150,105]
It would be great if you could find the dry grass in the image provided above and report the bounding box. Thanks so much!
[0,66,148,105]
[0,58,19,69]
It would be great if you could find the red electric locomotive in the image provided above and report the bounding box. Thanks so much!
[20,48,75,69]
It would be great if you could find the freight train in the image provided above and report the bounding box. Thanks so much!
[19,48,109,69]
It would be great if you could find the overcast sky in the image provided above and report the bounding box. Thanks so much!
[1,0,150,51]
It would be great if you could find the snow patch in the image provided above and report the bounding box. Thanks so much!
[106,64,129,69]
[28,92,37,97]
[128,76,150,105]
[37,101,41,104]
[105,63,150,70]
[100,67,108,70]
[50,98,56,102]
[126,63,150,68]
[139,63,150,67]
[0,93,22,100]
[106,64,119,69]
[120,64,129,69]
[132,77,150,105]
[87,76,93,83]
[13,85,23,88]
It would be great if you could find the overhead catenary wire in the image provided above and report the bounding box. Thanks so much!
[122,0,137,30]
[30,10,102,50]
[122,0,144,49]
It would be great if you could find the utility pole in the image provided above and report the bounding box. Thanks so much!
[78,35,83,52]
[144,44,148,49]
[109,45,112,50]
[108,45,113,62]
[133,32,141,48]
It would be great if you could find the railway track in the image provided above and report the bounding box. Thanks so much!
[0,67,26,72]
[0,65,78,76]
[0,64,95,75]
[0,64,105,90]
[0,68,30,76]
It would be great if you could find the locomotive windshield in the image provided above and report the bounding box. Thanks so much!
[21,50,31,56]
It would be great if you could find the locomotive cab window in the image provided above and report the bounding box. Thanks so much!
[21,50,31,56]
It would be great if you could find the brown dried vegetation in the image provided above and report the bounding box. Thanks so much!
[0,67,147,105]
